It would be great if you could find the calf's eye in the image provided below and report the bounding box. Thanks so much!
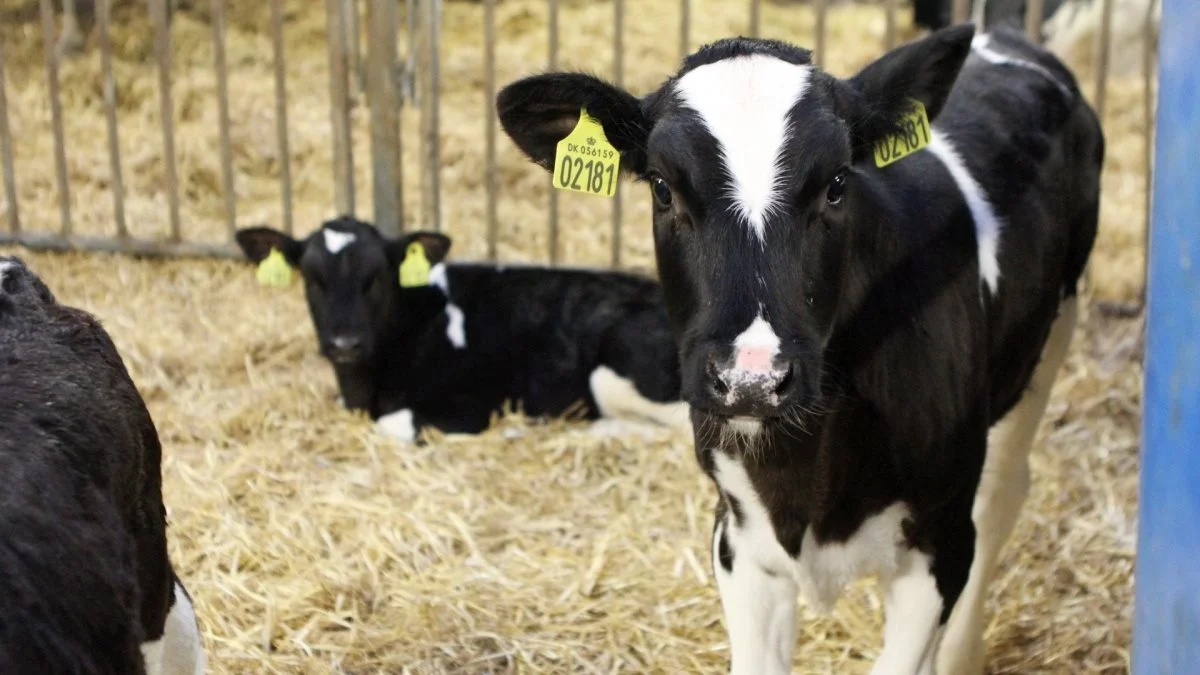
[826,169,849,206]
[650,176,673,208]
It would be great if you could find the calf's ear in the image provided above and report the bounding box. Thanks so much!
[497,72,650,177]
[839,24,975,158]
[235,226,306,266]
[387,231,452,268]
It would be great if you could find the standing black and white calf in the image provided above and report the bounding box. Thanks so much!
[0,257,205,674]
[235,217,687,441]
[498,24,1101,674]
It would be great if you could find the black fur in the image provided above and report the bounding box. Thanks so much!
[498,22,1102,650]
[236,217,682,437]
[0,257,193,673]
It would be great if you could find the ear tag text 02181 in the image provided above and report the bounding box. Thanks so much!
[256,248,293,288]
[552,108,620,198]
[399,241,432,288]
[873,99,932,169]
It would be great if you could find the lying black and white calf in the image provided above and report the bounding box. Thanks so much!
[235,217,687,441]
[499,24,1101,675]
[0,257,205,674]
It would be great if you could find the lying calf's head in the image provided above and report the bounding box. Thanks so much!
[497,26,974,429]
[236,217,452,366]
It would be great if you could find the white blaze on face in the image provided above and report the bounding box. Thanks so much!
[322,228,356,255]
[675,55,813,242]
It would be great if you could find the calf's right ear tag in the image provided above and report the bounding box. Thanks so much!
[256,248,293,288]
[399,242,432,288]
[552,108,620,198]
[873,99,933,169]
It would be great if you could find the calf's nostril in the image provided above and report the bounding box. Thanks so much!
[706,357,729,396]
[773,363,794,396]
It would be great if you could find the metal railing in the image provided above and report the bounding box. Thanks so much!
[0,0,1160,300]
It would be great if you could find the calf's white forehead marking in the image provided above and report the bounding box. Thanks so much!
[926,131,1002,295]
[322,228,356,254]
[675,55,812,241]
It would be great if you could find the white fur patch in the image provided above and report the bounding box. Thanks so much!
[676,56,812,241]
[589,366,690,431]
[142,582,206,675]
[376,409,416,443]
[732,314,781,360]
[713,452,909,613]
[444,303,467,349]
[871,549,943,675]
[0,260,14,285]
[926,131,1002,296]
[971,34,1074,99]
[429,262,449,295]
[720,313,786,407]
[727,416,764,437]
[322,228,356,254]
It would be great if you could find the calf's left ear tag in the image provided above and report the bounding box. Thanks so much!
[256,248,293,288]
[552,108,620,198]
[399,242,431,288]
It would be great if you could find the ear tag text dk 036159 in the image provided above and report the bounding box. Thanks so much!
[552,108,620,198]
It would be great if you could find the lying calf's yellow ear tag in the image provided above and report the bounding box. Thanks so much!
[874,99,932,169]
[256,248,293,288]
[399,241,432,288]
[552,108,620,198]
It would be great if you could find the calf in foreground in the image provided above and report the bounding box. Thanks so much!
[499,25,1101,674]
[236,217,687,441]
[0,257,205,674]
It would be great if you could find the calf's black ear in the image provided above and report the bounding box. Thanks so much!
[235,226,306,266]
[839,24,975,158]
[387,231,452,268]
[497,72,650,177]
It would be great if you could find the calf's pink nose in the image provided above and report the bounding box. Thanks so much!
[734,346,773,373]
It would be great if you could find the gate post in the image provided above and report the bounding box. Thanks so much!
[1132,1,1200,672]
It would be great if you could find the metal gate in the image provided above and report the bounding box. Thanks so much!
[0,0,1160,289]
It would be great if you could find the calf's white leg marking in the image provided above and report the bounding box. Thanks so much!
[676,56,812,242]
[926,132,1003,296]
[588,366,690,431]
[142,582,206,675]
[937,296,1079,675]
[322,228,356,254]
[711,452,912,673]
[376,408,416,443]
[870,549,943,675]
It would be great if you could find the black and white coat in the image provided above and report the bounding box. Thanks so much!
[499,25,1101,675]
[236,218,688,442]
[0,257,205,675]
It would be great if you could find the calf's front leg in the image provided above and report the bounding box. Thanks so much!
[712,513,798,675]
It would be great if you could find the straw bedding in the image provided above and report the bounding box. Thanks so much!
[0,1,1144,672]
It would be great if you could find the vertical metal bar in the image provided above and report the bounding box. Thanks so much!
[1133,2,1200,671]
[344,0,364,98]
[484,0,498,260]
[611,0,624,268]
[39,0,71,237]
[952,0,970,24]
[405,0,417,104]
[416,0,441,231]
[885,0,897,49]
[150,0,181,241]
[1094,0,1116,119]
[680,0,690,59]
[367,0,402,237]
[547,0,559,264]
[814,0,828,66]
[326,0,356,216]
[1025,0,1046,43]
[1141,0,1158,291]
[0,38,20,233]
[98,0,126,237]
[750,0,761,37]
[211,0,236,241]
[270,0,294,235]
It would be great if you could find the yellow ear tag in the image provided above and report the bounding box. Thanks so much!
[552,107,620,198]
[399,241,432,288]
[255,247,293,288]
[873,99,932,169]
